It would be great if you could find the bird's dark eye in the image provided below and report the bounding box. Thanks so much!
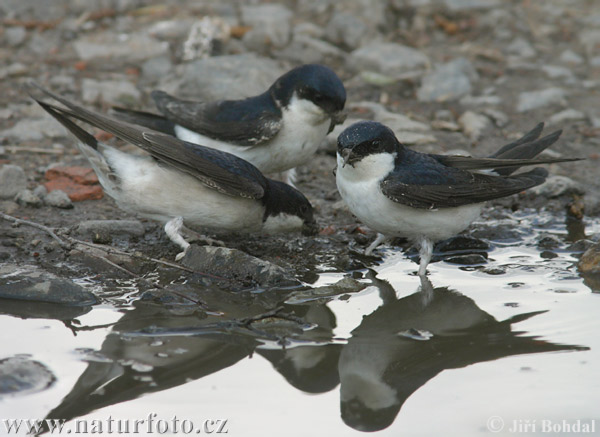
[371,140,381,150]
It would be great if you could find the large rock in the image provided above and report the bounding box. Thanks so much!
[516,88,567,112]
[325,12,368,49]
[443,0,501,11]
[181,245,299,287]
[81,79,141,105]
[350,42,429,76]
[0,265,97,306]
[73,33,169,62]
[241,4,293,49]
[0,357,55,396]
[530,176,586,198]
[76,220,146,241]
[0,117,66,141]
[417,58,478,102]
[578,242,600,274]
[0,165,27,199]
[164,54,283,100]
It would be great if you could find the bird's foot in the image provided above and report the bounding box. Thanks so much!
[180,226,225,247]
[175,247,189,261]
[365,233,389,256]
[164,217,191,261]
[417,237,434,276]
[193,235,226,247]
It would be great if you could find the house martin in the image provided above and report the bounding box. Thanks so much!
[30,84,317,260]
[335,121,582,276]
[113,64,347,182]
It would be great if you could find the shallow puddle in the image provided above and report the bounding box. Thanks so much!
[1,211,599,436]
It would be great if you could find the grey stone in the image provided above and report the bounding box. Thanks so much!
[417,58,478,102]
[76,220,145,239]
[294,22,325,39]
[444,0,501,11]
[0,357,55,396]
[181,245,299,287]
[168,54,283,100]
[579,29,600,55]
[33,185,48,198]
[325,11,368,50]
[0,265,97,306]
[0,63,28,80]
[530,176,586,198]
[141,56,173,81]
[0,165,27,199]
[81,79,141,105]
[3,26,27,47]
[73,33,169,62]
[516,88,567,112]
[460,95,502,106]
[481,108,509,127]
[15,189,42,207]
[182,17,231,61]
[506,37,536,58]
[147,19,195,40]
[241,4,292,49]
[458,111,490,141]
[548,109,586,125]
[541,65,576,83]
[43,190,73,209]
[285,276,368,305]
[274,35,344,64]
[559,49,583,65]
[0,117,67,141]
[350,42,429,76]
[444,253,488,265]
[359,102,430,131]
[590,56,600,67]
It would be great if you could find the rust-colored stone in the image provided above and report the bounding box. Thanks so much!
[45,166,99,185]
[44,166,103,201]
[44,177,104,201]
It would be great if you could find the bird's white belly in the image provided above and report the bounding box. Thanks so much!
[103,147,264,232]
[173,97,330,175]
[336,161,483,241]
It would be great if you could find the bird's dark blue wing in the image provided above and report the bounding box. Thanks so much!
[380,149,548,209]
[152,91,282,147]
[29,83,267,200]
[142,132,267,199]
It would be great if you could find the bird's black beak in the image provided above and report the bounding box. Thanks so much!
[340,148,356,168]
[328,110,347,134]
[302,220,319,236]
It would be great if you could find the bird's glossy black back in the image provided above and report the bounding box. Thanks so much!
[337,121,399,158]
[270,64,346,114]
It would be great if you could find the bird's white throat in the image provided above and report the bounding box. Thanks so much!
[336,152,397,182]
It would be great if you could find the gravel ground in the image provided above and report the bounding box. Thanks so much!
[1,0,599,293]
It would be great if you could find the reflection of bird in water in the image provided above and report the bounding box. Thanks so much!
[338,277,588,432]
[43,297,257,425]
[258,304,342,394]
[43,289,341,425]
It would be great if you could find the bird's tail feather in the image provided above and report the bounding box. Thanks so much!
[490,123,544,158]
[34,100,119,199]
[490,123,564,176]
[111,106,176,136]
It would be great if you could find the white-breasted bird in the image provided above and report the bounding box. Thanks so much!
[335,121,581,276]
[31,84,317,260]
